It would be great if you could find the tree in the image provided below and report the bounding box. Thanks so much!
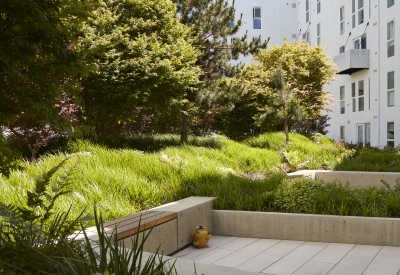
[75,0,201,139]
[244,40,338,118]
[173,0,268,142]
[0,0,94,124]
[256,69,306,144]
[228,39,338,140]
[3,113,66,159]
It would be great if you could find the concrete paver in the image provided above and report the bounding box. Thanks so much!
[326,245,382,275]
[213,239,281,267]
[171,236,400,275]
[218,237,259,251]
[192,248,236,264]
[262,242,328,275]
[236,254,282,273]
[292,261,335,275]
[261,240,305,257]
[311,243,355,264]
[366,246,400,273]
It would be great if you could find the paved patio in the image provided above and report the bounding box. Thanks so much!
[171,236,400,275]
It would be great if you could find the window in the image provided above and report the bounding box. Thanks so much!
[340,126,345,140]
[306,0,310,23]
[352,0,356,28]
[352,82,356,112]
[292,3,297,8]
[340,45,345,53]
[354,34,367,49]
[368,78,371,110]
[340,6,345,35]
[253,7,261,29]
[358,80,364,111]
[303,31,310,44]
[317,0,321,14]
[388,0,395,8]
[387,122,395,147]
[317,23,321,45]
[388,71,395,107]
[358,0,364,25]
[365,123,371,146]
[340,86,345,114]
[388,20,395,57]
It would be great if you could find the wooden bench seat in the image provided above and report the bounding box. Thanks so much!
[86,210,177,240]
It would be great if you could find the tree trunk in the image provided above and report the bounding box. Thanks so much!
[180,103,188,144]
[284,118,289,144]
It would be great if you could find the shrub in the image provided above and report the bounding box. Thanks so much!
[272,177,325,213]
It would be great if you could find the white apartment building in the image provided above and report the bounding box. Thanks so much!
[230,0,299,64]
[297,0,399,148]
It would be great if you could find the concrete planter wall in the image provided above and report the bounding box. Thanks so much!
[211,210,400,246]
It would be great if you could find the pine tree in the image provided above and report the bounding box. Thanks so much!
[173,0,268,142]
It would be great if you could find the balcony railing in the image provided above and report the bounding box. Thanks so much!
[333,49,370,75]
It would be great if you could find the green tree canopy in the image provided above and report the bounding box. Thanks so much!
[217,40,337,139]
[76,0,202,138]
[173,0,268,142]
[244,40,338,117]
[0,0,94,124]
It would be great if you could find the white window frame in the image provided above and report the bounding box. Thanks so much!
[352,0,356,28]
[388,0,395,8]
[358,0,364,25]
[358,80,365,111]
[340,6,345,35]
[303,31,310,44]
[353,34,367,49]
[352,82,356,112]
[340,86,345,114]
[388,71,395,107]
[317,23,321,45]
[253,7,261,30]
[388,20,395,58]
[317,0,321,14]
[340,126,345,141]
[306,0,310,23]
[387,121,395,147]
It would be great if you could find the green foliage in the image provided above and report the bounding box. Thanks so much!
[222,40,338,139]
[1,210,178,275]
[174,0,267,100]
[272,178,325,213]
[192,172,286,211]
[0,0,94,123]
[76,0,201,138]
[0,160,87,274]
[335,147,400,172]
[0,137,20,177]
[256,69,306,143]
[244,132,355,171]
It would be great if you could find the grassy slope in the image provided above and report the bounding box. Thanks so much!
[1,135,282,222]
[2,133,400,222]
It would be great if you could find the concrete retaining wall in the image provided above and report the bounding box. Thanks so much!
[121,196,214,255]
[211,210,400,246]
[288,170,400,188]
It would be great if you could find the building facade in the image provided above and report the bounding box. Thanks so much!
[230,0,299,64]
[297,0,399,148]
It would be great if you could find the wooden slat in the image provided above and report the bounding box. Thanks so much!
[84,211,177,239]
[116,213,177,240]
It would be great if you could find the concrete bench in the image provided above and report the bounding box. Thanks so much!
[84,197,214,255]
